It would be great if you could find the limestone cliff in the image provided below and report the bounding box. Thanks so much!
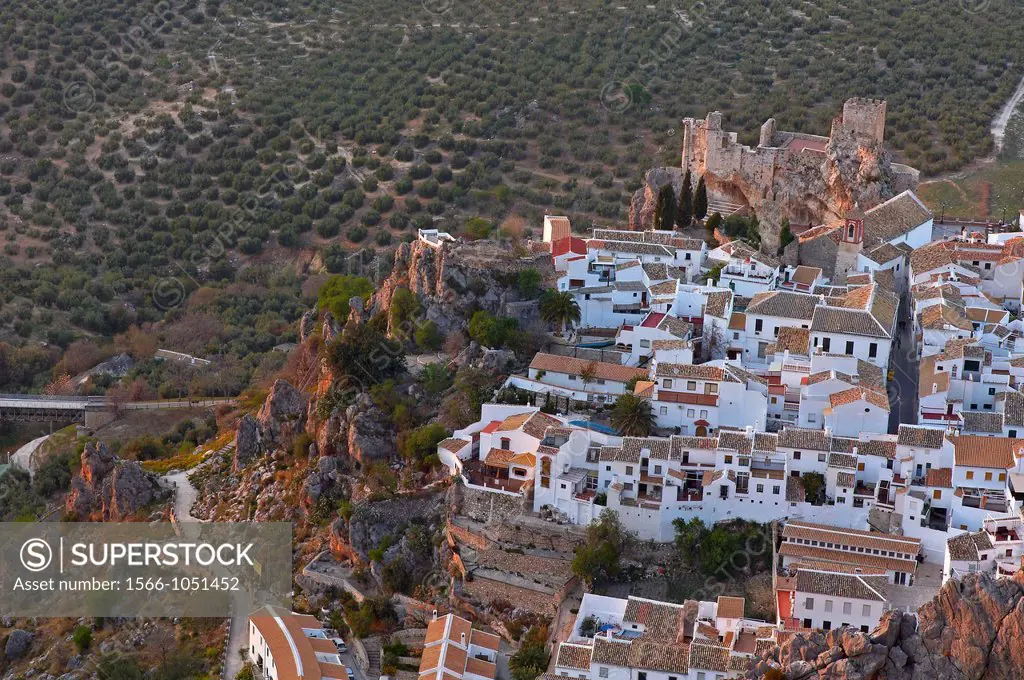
[370,238,553,337]
[748,571,1024,679]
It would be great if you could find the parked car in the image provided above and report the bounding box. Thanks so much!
[346,668,355,680]
[332,638,348,653]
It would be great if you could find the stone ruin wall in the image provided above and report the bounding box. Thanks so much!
[678,98,907,253]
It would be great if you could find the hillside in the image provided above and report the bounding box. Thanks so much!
[3,0,1024,390]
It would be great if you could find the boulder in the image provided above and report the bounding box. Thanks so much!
[4,629,33,659]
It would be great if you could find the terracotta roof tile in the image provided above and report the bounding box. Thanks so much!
[951,435,1023,469]
[530,353,649,385]
[794,568,887,601]
[716,596,745,619]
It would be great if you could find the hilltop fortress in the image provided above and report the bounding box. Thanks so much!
[632,98,920,254]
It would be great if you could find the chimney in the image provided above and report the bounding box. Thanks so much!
[432,610,438,621]
[461,632,466,647]
[745,425,754,437]
[932,383,938,394]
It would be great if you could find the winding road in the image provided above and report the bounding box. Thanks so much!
[162,459,248,680]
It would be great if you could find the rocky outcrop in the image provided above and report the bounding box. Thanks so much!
[371,239,553,337]
[330,491,445,588]
[233,414,262,472]
[628,167,682,231]
[257,379,307,445]
[4,629,33,660]
[66,441,164,520]
[749,572,1024,679]
[312,393,395,464]
[633,99,916,254]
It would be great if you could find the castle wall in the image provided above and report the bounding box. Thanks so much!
[841,98,887,147]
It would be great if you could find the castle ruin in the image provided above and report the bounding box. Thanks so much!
[630,98,919,254]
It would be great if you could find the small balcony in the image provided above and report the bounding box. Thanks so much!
[462,458,527,494]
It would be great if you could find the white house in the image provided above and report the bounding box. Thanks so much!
[248,606,348,680]
[777,568,888,634]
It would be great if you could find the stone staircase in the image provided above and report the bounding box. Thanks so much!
[363,636,382,679]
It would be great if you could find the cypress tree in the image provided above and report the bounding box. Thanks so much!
[694,175,708,220]
[654,184,676,231]
[677,169,693,228]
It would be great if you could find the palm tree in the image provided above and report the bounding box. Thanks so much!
[539,290,581,334]
[610,393,655,436]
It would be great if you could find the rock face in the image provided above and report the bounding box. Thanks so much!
[749,572,1024,679]
[331,491,445,589]
[67,441,163,520]
[313,393,395,464]
[257,379,308,445]
[371,238,553,337]
[233,414,262,472]
[628,167,682,231]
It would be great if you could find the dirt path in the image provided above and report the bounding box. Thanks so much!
[992,74,1024,154]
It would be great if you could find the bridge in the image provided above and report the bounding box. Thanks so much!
[0,394,235,428]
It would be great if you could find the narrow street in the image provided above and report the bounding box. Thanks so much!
[888,294,919,433]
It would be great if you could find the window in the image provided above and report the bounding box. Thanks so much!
[639,339,650,348]
[500,437,511,449]
[733,332,740,340]
[822,337,831,352]
[793,451,802,460]
[933,490,942,499]
[569,375,577,381]
[843,602,852,615]
[825,600,833,613]
[626,466,634,475]
[989,387,996,396]
[845,340,854,354]
[1011,430,1018,438]
[804,597,814,610]
[1000,473,1007,481]
[599,669,609,679]
[773,485,780,494]
[638,673,647,680]
[660,406,668,415]
[967,471,975,480]
[700,409,708,418]
[869,343,877,358]
[725,455,733,464]
[858,463,865,471]
[755,319,763,332]
[664,378,673,389]
[862,604,871,617]
[985,472,993,481]
[687,381,697,391]
[818,453,827,462]
[687,408,695,417]
[707,383,719,394]
[654,465,662,475]
[756,483,764,493]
